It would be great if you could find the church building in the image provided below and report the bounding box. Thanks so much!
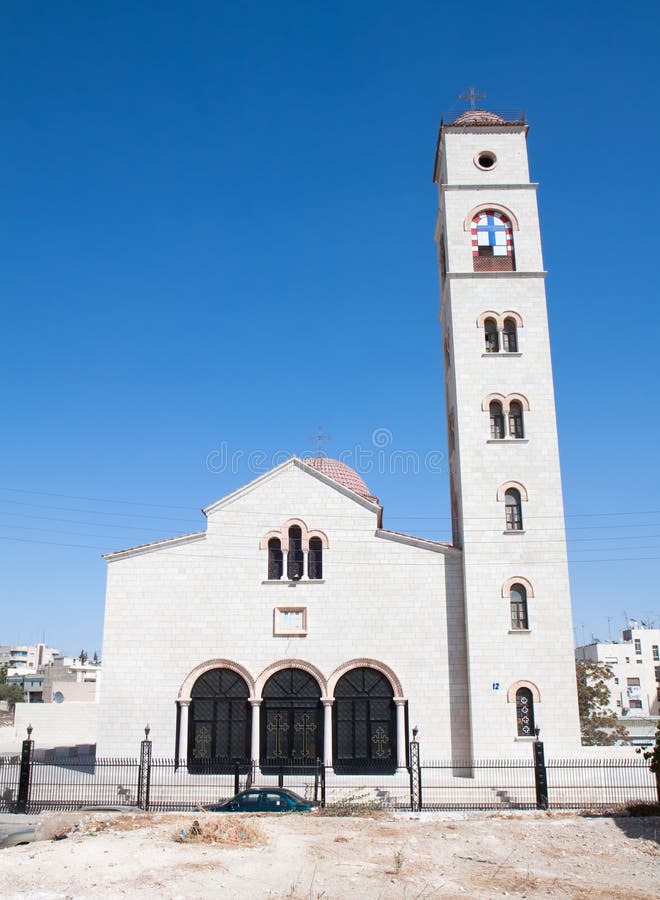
[97,108,582,765]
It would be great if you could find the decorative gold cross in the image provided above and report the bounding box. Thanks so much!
[193,726,211,758]
[294,713,317,757]
[267,713,290,757]
[371,726,390,758]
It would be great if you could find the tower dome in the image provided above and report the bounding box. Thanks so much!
[302,457,373,499]
[452,109,506,126]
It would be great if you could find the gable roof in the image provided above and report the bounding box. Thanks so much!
[203,456,382,517]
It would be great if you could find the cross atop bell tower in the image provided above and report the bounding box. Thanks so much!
[458,85,486,109]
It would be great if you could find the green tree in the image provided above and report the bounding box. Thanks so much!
[79,649,88,664]
[575,659,629,745]
[637,721,660,802]
[0,665,7,685]
[0,683,25,709]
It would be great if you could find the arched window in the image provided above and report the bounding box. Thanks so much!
[261,669,322,766]
[505,488,523,531]
[287,525,303,580]
[508,401,524,439]
[516,688,535,736]
[510,583,529,630]
[502,317,518,352]
[472,210,515,271]
[489,401,505,439]
[484,317,499,353]
[308,536,323,580]
[267,538,283,580]
[333,667,396,773]
[188,668,251,770]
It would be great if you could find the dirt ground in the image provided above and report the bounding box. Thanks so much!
[1,809,658,899]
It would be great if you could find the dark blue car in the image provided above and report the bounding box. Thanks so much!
[208,788,319,813]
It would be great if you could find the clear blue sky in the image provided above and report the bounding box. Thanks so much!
[1,2,658,656]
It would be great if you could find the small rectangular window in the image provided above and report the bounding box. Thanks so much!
[653,645,659,661]
[628,699,643,709]
[626,677,641,686]
[634,638,642,655]
[273,607,307,636]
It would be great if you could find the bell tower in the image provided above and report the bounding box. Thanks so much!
[434,106,581,754]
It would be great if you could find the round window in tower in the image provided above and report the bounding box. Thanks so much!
[474,151,497,171]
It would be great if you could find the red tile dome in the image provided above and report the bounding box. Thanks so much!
[302,457,373,498]
[452,109,506,126]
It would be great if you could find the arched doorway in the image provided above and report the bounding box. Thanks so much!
[333,667,397,772]
[261,668,323,765]
[188,667,251,770]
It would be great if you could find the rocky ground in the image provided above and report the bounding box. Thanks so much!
[0,809,658,899]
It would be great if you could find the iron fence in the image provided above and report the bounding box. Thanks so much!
[2,740,658,814]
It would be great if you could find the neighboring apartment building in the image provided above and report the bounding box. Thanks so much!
[42,657,101,703]
[576,626,660,744]
[0,643,60,674]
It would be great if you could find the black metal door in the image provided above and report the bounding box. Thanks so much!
[261,668,323,764]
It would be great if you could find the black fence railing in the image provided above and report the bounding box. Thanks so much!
[1,739,657,814]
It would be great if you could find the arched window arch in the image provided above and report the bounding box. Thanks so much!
[484,317,499,353]
[188,668,251,769]
[471,210,515,271]
[333,667,396,772]
[502,317,518,352]
[510,583,529,630]
[268,538,283,581]
[489,401,505,439]
[287,525,303,580]
[516,688,535,736]
[505,488,523,531]
[508,400,524,439]
[308,536,323,580]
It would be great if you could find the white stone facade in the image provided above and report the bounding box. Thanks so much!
[98,459,470,760]
[97,111,582,764]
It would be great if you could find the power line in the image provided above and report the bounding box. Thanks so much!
[0,534,658,566]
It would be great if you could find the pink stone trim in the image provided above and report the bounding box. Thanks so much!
[259,520,329,552]
[476,310,524,328]
[327,658,404,700]
[497,481,528,502]
[507,680,541,703]
[255,659,328,701]
[481,392,506,412]
[476,310,501,328]
[482,393,529,413]
[464,203,520,232]
[307,529,329,549]
[501,310,524,327]
[178,659,256,702]
[501,576,535,598]
[259,530,282,551]
[506,393,530,412]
